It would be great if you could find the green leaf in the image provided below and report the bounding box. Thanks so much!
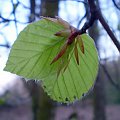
[4,18,99,103]
[42,34,98,103]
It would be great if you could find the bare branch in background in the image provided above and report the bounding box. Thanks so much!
[11,0,19,35]
[77,11,87,28]
[0,44,10,48]
[0,15,29,24]
[0,0,30,49]
[112,0,120,10]
[19,1,30,9]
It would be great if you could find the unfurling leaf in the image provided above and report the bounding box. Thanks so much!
[77,35,84,54]
[55,29,71,37]
[74,41,79,65]
[4,17,99,103]
[50,43,68,64]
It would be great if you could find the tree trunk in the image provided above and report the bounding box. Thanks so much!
[26,80,54,120]
[27,1,59,120]
[38,1,59,119]
[29,0,36,22]
[40,0,59,17]
[32,1,59,120]
[93,69,106,120]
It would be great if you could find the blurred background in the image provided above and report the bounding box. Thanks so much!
[0,0,120,120]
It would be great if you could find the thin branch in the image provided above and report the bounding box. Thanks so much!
[11,0,19,35]
[97,11,120,52]
[0,14,29,24]
[87,0,120,53]
[19,1,30,9]
[0,44,10,48]
[79,13,96,34]
[112,0,120,10]
[77,11,87,28]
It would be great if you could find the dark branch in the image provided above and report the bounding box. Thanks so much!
[97,11,120,52]
[19,1,30,9]
[83,0,120,53]
[0,15,29,24]
[11,0,18,35]
[0,44,10,48]
[76,0,99,35]
[77,11,87,28]
[112,0,120,10]
[79,13,96,34]
[29,0,36,22]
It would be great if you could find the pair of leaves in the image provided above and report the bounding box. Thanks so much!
[4,17,99,103]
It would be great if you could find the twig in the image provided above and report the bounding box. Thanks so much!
[77,11,87,28]
[0,15,29,24]
[86,0,120,53]
[11,0,18,35]
[0,44,10,48]
[97,11,120,52]
[19,1,30,9]
[112,0,120,10]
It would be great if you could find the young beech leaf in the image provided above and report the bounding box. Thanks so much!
[4,17,99,103]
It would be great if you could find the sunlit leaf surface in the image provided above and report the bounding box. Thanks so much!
[4,18,99,103]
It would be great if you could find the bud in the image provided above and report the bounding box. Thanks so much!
[55,29,71,37]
